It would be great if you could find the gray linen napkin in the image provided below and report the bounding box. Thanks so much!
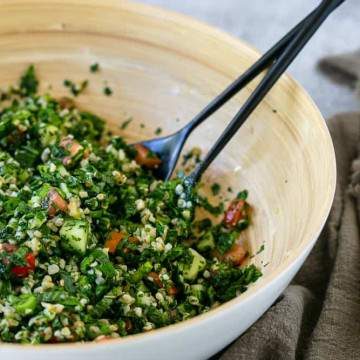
[318,50,360,89]
[218,51,360,360]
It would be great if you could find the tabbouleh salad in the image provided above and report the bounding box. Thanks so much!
[0,66,261,344]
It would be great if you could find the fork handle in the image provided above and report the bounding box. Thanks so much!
[188,0,345,184]
[184,0,342,135]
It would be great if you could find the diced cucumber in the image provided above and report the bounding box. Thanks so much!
[60,219,90,255]
[18,169,30,184]
[39,124,59,146]
[197,231,215,252]
[182,248,206,281]
[190,284,206,302]
[14,294,37,316]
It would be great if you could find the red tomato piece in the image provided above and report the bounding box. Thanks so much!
[0,243,17,253]
[133,144,162,169]
[11,266,29,278]
[223,199,246,228]
[60,136,83,157]
[48,188,68,217]
[105,231,124,254]
[223,243,247,266]
[167,286,179,296]
[60,136,84,166]
[148,272,163,288]
[11,253,36,278]
[25,253,36,271]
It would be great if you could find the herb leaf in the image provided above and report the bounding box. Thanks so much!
[19,65,38,96]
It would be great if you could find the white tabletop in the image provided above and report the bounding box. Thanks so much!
[140,0,360,118]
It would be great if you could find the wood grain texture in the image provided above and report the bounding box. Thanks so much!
[0,0,336,356]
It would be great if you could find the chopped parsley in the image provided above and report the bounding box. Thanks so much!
[0,65,261,344]
[120,118,133,130]
[19,65,38,96]
[216,230,238,254]
[197,195,224,216]
[237,189,248,200]
[257,244,265,255]
[155,127,162,135]
[90,63,100,73]
[182,147,202,168]
[63,79,88,97]
[211,183,221,196]
[103,86,113,96]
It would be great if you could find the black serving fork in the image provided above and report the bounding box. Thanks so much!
[136,0,345,184]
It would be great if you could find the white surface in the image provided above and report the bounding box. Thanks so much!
[140,0,360,118]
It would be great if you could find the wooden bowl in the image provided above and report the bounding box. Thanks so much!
[0,1,336,359]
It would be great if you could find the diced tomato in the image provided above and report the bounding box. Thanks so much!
[223,199,247,228]
[167,286,178,296]
[104,231,124,254]
[104,233,140,255]
[11,253,36,278]
[133,144,162,169]
[212,243,247,266]
[48,188,68,217]
[0,243,17,253]
[223,243,247,266]
[11,265,28,277]
[60,136,83,166]
[60,136,83,157]
[148,272,163,288]
[62,156,72,166]
[25,253,36,270]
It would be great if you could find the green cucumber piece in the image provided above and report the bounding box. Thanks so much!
[183,248,206,281]
[60,219,90,255]
[14,294,37,316]
[190,284,206,302]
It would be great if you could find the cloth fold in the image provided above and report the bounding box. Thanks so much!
[318,50,360,89]
[218,51,360,360]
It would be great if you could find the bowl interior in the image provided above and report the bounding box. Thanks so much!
[0,0,335,341]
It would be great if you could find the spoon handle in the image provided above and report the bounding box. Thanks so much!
[188,0,345,184]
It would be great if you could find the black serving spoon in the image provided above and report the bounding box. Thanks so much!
[137,0,345,184]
